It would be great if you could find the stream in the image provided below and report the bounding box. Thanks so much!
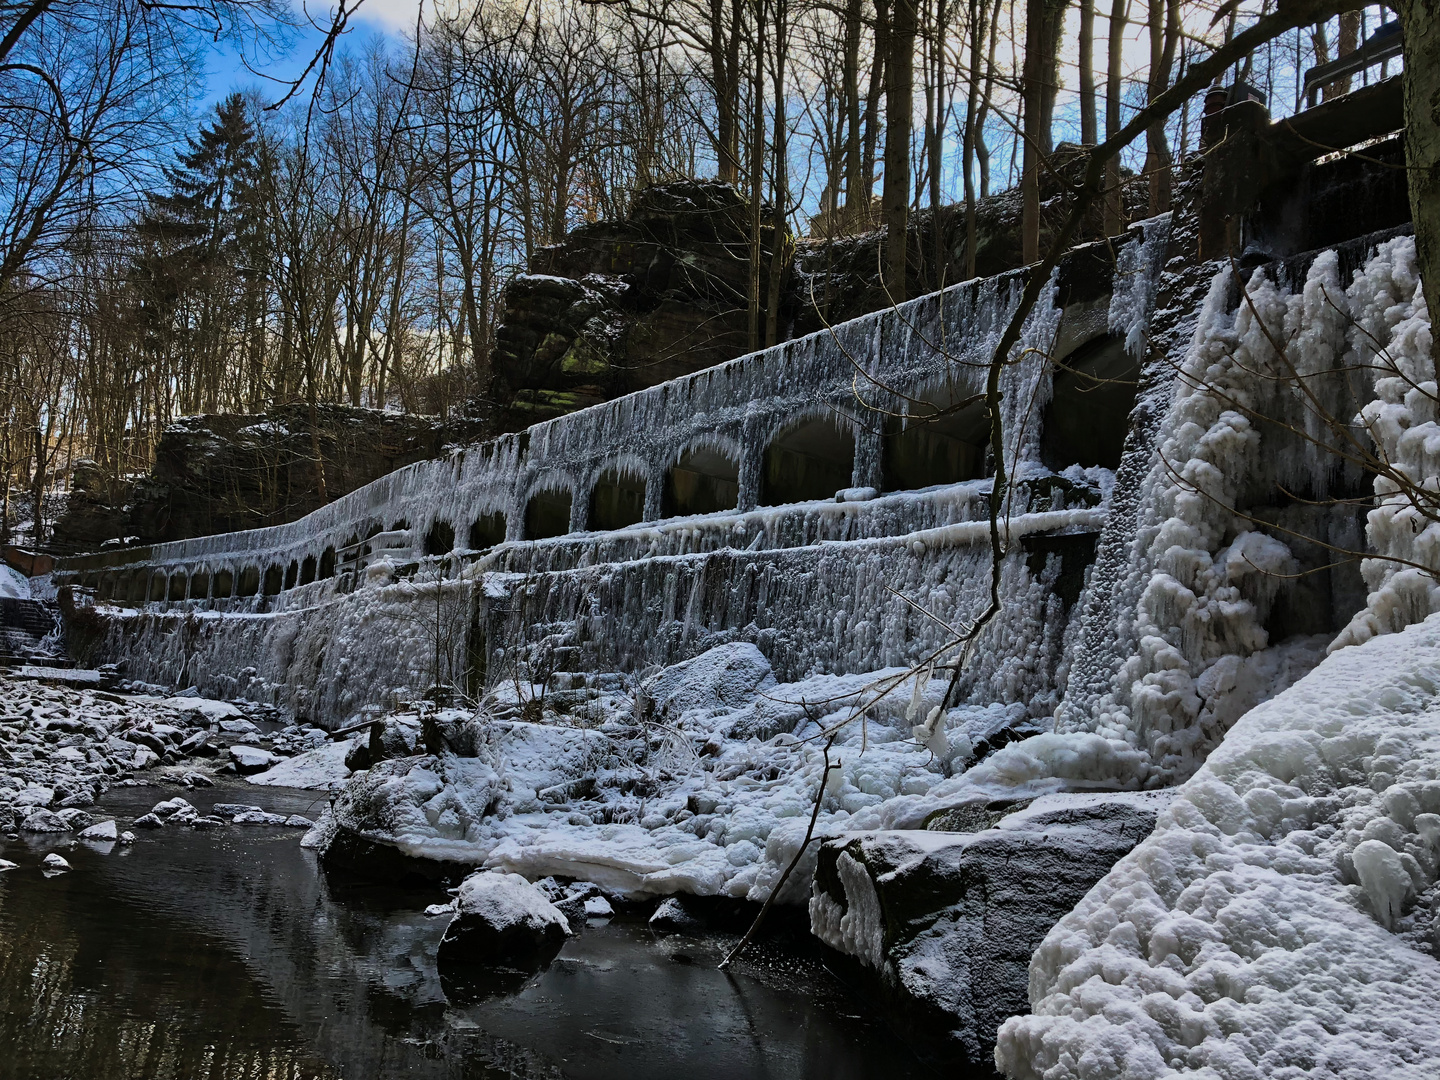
[0,782,938,1079]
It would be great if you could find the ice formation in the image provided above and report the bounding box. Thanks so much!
[1329,238,1439,649]
[994,612,1440,1080]
[991,238,1429,792]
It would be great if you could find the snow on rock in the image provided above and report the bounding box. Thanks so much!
[41,853,70,873]
[436,871,572,966]
[77,819,118,842]
[643,642,777,720]
[0,566,31,599]
[327,753,506,860]
[248,739,353,790]
[229,745,279,774]
[0,671,252,833]
[994,613,1440,1080]
[314,664,984,901]
[158,697,244,722]
[20,808,69,832]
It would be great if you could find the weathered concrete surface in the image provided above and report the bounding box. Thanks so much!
[809,792,1173,1071]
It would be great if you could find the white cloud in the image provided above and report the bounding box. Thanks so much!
[351,0,424,34]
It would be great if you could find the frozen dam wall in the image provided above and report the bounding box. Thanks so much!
[56,215,1406,744]
[58,221,1164,728]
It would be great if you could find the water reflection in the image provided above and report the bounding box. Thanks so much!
[0,784,935,1080]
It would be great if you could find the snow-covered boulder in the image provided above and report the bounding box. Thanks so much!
[644,642,776,722]
[437,871,572,966]
[248,739,352,790]
[995,613,1440,1080]
[20,808,70,832]
[77,819,118,842]
[229,745,279,774]
[368,718,418,763]
[810,791,1171,1068]
[323,753,505,867]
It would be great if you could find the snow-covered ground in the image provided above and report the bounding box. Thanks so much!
[995,611,1440,1080]
[302,642,1036,901]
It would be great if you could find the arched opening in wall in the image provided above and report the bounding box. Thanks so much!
[263,566,283,596]
[149,574,167,602]
[300,555,316,585]
[469,512,507,551]
[761,416,855,506]
[190,571,209,600]
[1041,334,1139,471]
[213,569,233,599]
[882,387,989,491]
[117,572,135,602]
[81,573,98,590]
[524,489,573,540]
[284,560,298,589]
[237,567,260,597]
[319,547,336,579]
[664,447,739,517]
[424,520,456,556]
[168,573,187,602]
[589,469,646,531]
[97,575,115,601]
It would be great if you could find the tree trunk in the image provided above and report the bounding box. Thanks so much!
[1037,0,1071,152]
[884,0,916,301]
[862,0,890,225]
[928,0,948,290]
[1079,0,1097,144]
[1399,0,1440,371]
[766,0,788,347]
[1021,0,1044,263]
[749,0,766,353]
[962,0,986,278]
[711,0,741,183]
[1103,0,1128,233]
[842,0,864,223]
[976,0,1001,199]
[1143,0,1180,215]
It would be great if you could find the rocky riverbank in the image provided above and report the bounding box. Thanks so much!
[0,671,331,838]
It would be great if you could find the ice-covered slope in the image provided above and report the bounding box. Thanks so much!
[995,610,1440,1080]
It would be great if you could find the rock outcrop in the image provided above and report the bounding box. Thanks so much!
[489,180,789,426]
[809,792,1173,1070]
[51,404,486,553]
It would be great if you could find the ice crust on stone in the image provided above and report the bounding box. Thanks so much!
[991,238,1431,795]
[994,613,1440,1080]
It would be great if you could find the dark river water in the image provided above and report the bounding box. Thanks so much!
[0,782,937,1080]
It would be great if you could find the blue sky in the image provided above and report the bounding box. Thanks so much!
[199,0,417,108]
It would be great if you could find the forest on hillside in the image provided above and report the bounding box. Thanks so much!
[0,0,1421,544]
